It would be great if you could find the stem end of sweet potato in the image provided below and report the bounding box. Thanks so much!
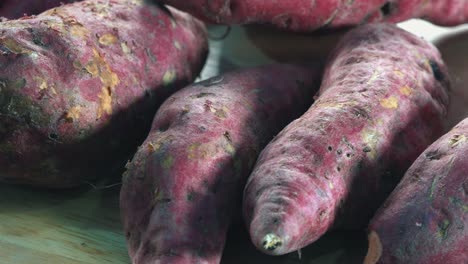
[262,233,283,251]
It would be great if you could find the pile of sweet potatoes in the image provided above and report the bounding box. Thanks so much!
[1,1,467,264]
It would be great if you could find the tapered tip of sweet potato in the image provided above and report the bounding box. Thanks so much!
[364,231,383,264]
[262,233,283,252]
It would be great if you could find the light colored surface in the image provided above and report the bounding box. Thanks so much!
[1,19,467,264]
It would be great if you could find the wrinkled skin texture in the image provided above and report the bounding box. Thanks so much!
[243,23,451,256]
[0,0,79,19]
[365,118,468,264]
[120,64,322,264]
[160,0,468,32]
[0,0,208,187]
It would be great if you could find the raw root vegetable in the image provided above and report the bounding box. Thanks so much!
[120,64,322,264]
[243,23,451,256]
[365,118,468,264]
[159,0,468,32]
[0,0,208,188]
[0,0,79,19]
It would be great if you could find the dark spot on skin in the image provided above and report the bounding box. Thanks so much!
[319,210,327,221]
[351,106,370,119]
[158,122,170,132]
[425,150,442,160]
[380,2,395,17]
[337,166,341,172]
[283,17,293,28]
[126,232,131,239]
[190,92,216,99]
[363,146,372,152]
[272,218,279,224]
[429,60,444,82]
[328,146,333,151]
[199,125,206,131]
[180,108,189,116]
[346,153,352,158]
[48,133,59,140]
[187,191,195,201]
[337,149,342,155]
[223,131,232,142]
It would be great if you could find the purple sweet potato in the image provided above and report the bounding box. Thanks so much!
[365,118,468,264]
[159,0,468,32]
[0,0,208,188]
[243,23,451,256]
[120,64,322,264]
[0,0,79,19]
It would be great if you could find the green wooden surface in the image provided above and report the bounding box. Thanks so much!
[0,183,367,264]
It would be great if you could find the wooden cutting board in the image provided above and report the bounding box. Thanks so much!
[0,183,367,264]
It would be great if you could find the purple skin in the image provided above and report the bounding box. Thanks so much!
[243,23,450,256]
[159,0,468,32]
[0,0,208,187]
[366,118,468,264]
[120,64,322,264]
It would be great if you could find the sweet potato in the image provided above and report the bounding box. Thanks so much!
[0,0,79,19]
[159,0,468,32]
[364,118,468,264]
[243,23,451,256]
[0,0,208,187]
[120,64,322,264]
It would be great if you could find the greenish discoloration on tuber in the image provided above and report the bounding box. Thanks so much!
[161,155,174,169]
[438,219,450,240]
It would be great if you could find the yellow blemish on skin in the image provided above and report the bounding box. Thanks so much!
[85,49,120,118]
[98,87,113,116]
[188,141,223,160]
[50,85,57,95]
[65,106,81,121]
[393,70,405,78]
[224,141,236,156]
[449,134,466,148]
[367,69,380,85]
[214,106,229,119]
[98,33,118,46]
[399,85,413,96]
[380,96,399,109]
[174,41,181,50]
[152,188,164,205]
[121,42,131,54]
[329,182,334,189]
[361,128,380,160]
[163,71,177,86]
[148,142,161,153]
[70,24,89,38]
[0,38,31,55]
[364,231,382,264]
[187,143,202,159]
[39,80,48,91]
